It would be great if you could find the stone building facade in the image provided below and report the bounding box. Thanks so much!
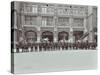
[11,1,97,49]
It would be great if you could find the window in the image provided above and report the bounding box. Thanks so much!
[41,6,47,14]
[64,8,71,15]
[42,17,53,26]
[72,8,86,16]
[25,16,30,25]
[58,17,69,26]
[32,5,38,13]
[42,17,47,26]
[73,18,84,26]
[47,7,54,14]
[41,6,54,14]
[58,8,64,14]
[46,17,53,26]
[25,5,32,12]
[24,5,37,13]
[73,9,79,15]
[25,16,37,25]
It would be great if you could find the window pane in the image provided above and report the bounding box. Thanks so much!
[73,18,84,26]
[58,17,69,26]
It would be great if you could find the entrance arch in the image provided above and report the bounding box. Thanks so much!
[73,31,83,42]
[58,31,69,42]
[25,30,37,44]
[41,31,53,42]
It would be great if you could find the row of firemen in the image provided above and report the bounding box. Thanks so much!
[12,41,97,53]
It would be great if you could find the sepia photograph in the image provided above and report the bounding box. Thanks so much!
[11,1,97,53]
[11,1,97,74]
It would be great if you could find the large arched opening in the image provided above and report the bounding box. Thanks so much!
[73,31,83,42]
[41,31,53,42]
[58,31,69,42]
[25,30,37,44]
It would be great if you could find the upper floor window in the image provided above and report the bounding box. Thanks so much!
[41,5,54,14]
[57,8,64,14]
[72,7,86,16]
[58,17,69,26]
[24,4,38,13]
[57,7,72,15]
[42,16,53,26]
[32,5,38,13]
[73,18,84,26]
[25,16,37,25]
[41,6,47,14]
[25,5,32,12]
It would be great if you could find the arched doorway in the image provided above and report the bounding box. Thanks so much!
[73,31,83,42]
[25,31,37,44]
[58,31,69,42]
[41,31,53,42]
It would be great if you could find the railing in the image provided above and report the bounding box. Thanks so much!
[12,42,97,53]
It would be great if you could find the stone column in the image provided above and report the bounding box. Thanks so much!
[37,27,41,52]
[88,6,94,43]
[69,28,74,43]
[21,14,25,41]
[53,15,58,42]
[89,12,94,42]
[37,33,41,43]
[37,14,41,43]
[54,31,57,43]
[69,17,74,43]
[84,18,88,41]
[37,27,41,43]
[13,3,18,52]
[13,30,17,52]
[54,27,57,42]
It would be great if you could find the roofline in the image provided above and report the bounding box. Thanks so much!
[11,1,97,7]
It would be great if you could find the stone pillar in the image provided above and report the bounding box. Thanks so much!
[13,3,18,52]
[21,15,25,43]
[13,30,17,52]
[54,33,57,42]
[54,15,58,42]
[69,28,74,43]
[54,28,57,42]
[37,15,41,43]
[37,33,41,43]
[37,27,40,52]
[84,18,88,41]
[88,7,94,42]
[37,27,41,43]
[69,17,74,43]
